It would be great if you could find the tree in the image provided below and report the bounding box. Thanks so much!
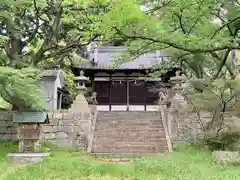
[0,0,110,68]
[0,67,47,111]
[0,0,111,105]
[98,0,240,79]
[186,78,240,150]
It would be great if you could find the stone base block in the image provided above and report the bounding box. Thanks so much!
[8,153,50,164]
[212,151,240,165]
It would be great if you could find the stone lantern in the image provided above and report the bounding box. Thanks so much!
[70,70,92,149]
[170,70,187,112]
[71,70,90,112]
[170,70,186,93]
[74,70,89,93]
[168,70,187,140]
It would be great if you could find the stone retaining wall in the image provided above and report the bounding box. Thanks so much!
[1,109,239,147]
[0,108,97,149]
[0,112,17,140]
[172,111,240,143]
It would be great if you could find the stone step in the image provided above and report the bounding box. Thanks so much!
[94,134,165,140]
[91,148,167,154]
[96,123,163,126]
[94,128,164,132]
[95,125,163,129]
[92,145,168,149]
[91,111,168,154]
[93,136,166,140]
[94,128,164,131]
[91,148,168,152]
[92,143,168,147]
[90,153,159,157]
[96,118,161,122]
[93,137,167,141]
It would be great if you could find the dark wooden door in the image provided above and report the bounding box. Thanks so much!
[94,81,110,105]
[146,81,160,105]
[129,82,147,105]
[110,81,127,105]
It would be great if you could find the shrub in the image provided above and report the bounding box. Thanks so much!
[186,78,240,151]
[0,67,47,111]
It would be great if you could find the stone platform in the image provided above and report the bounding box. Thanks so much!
[8,153,50,164]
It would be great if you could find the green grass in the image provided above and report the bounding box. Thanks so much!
[0,141,239,180]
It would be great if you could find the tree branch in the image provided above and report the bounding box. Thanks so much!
[146,1,171,14]
[113,27,239,53]
[210,52,235,79]
[32,2,63,65]
[211,15,240,39]
[26,0,40,43]
[212,49,231,80]
[43,34,99,60]
[174,12,186,34]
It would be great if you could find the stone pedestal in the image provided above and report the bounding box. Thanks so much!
[8,153,50,164]
[212,151,240,165]
[8,123,50,164]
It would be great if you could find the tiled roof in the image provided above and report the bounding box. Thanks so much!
[42,69,61,77]
[41,69,65,86]
[74,46,171,70]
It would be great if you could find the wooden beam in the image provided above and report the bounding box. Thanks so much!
[93,77,161,81]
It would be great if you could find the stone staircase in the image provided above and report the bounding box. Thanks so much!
[91,111,169,155]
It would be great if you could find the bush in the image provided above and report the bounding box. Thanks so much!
[186,78,240,151]
[203,132,240,151]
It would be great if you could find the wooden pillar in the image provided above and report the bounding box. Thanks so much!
[90,72,96,93]
[126,72,129,111]
[109,73,112,111]
[59,93,63,110]
[144,82,147,111]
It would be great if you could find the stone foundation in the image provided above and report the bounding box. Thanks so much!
[171,111,240,143]
[1,109,240,148]
[0,109,97,149]
[8,153,50,164]
[212,151,240,165]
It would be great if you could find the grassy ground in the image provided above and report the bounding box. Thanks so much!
[0,141,239,180]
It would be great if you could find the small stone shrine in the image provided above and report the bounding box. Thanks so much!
[8,112,50,164]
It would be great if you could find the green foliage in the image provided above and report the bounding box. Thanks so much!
[186,78,240,150]
[0,0,112,107]
[0,67,47,111]
[0,142,240,179]
[205,132,240,151]
[187,78,240,112]
[0,96,10,109]
[63,70,77,99]
[0,0,109,68]
[98,0,240,79]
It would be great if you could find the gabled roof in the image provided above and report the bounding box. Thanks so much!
[42,69,62,77]
[74,46,171,70]
[42,69,64,84]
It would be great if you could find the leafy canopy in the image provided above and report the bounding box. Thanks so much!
[0,0,111,108]
[0,0,109,68]
[98,0,240,79]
